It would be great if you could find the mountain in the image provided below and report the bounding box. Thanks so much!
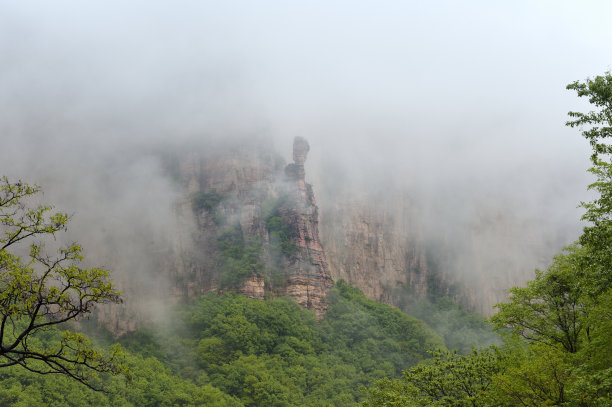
[94,136,569,333]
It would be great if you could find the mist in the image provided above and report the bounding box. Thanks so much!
[1,1,611,317]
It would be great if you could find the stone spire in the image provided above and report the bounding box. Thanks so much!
[280,137,333,317]
[285,136,310,181]
[293,136,310,166]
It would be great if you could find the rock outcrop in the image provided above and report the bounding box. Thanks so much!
[318,186,567,316]
[319,191,430,306]
[165,137,332,316]
[278,137,332,315]
[96,135,570,336]
[238,274,265,299]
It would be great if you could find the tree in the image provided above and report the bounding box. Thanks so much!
[362,347,505,407]
[490,73,612,406]
[490,342,572,407]
[491,245,588,354]
[360,377,419,407]
[566,73,612,162]
[363,72,612,407]
[0,176,125,390]
[402,347,504,407]
[566,72,612,296]
[564,71,612,406]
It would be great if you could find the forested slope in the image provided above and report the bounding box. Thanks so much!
[0,282,447,406]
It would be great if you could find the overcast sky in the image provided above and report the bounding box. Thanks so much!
[1,0,611,251]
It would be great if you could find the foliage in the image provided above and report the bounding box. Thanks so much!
[396,288,500,354]
[214,195,302,290]
[0,347,242,406]
[113,283,444,406]
[363,72,612,407]
[266,216,298,258]
[566,72,612,301]
[489,242,611,405]
[0,176,125,390]
[191,189,223,213]
[492,245,588,353]
[216,225,264,288]
[490,341,573,407]
[487,72,612,406]
[0,279,494,406]
[263,195,299,259]
[566,73,612,161]
[363,347,505,407]
[360,377,419,407]
[264,213,297,287]
[326,280,446,374]
[567,287,612,406]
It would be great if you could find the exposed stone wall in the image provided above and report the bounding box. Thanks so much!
[238,274,265,299]
[96,136,566,336]
[317,186,565,316]
[319,193,429,306]
[168,138,332,316]
[277,138,332,315]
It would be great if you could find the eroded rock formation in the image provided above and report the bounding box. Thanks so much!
[166,137,332,316]
[96,136,569,336]
[278,137,332,315]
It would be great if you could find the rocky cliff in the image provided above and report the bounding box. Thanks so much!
[317,187,567,316]
[96,137,569,335]
[279,138,333,314]
[168,137,332,316]
[319,192,429,305]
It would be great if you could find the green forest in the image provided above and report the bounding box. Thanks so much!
[361,73,612,406]
[1,74,611,406]
[0,282,447,406]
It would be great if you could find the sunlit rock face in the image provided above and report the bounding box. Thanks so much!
[238,274,265,299]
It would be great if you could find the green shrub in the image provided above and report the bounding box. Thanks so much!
[192,189,223,212]
[217,226,264,288]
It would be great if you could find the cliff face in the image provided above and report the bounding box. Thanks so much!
[318,188,566,316]
[280,138,333,314]
[97,137,569,335]
[320,193,429,305]
[169,137,332,316]
[169,143,280,299]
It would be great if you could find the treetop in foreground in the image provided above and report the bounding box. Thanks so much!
[0,176,126,390]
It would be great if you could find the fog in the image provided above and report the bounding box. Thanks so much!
[1,1,611,316]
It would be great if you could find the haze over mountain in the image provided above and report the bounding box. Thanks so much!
[1,1,611,316]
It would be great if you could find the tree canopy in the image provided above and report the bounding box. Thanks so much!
[363,72,612,407]
[567,72,612,297]
[0,176,125,390]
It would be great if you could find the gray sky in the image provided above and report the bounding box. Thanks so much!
[1,1,611,296]
[2,1,609,169]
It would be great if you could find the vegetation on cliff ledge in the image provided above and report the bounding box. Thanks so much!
[191,189,224,213]
[217,225,264,288]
